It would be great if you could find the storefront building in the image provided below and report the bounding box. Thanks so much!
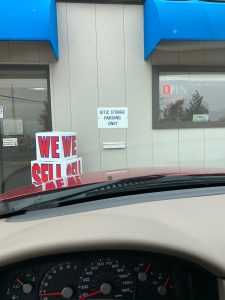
[1,0,225,192]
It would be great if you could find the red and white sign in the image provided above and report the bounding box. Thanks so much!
[36,132,77,161]
[41,176,82,192]
[31,132,82,188]
[31,157,82,186]
[162,84,172,96]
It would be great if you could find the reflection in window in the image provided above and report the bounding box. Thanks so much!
[0,68,51,193]
[154,72,225,128]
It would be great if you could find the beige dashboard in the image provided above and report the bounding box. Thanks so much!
[0,190,225,298]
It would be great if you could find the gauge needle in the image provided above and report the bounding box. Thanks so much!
[80,289,102,300]
[40,291,63,297]
[164,277,170,288]
[16,278,24,286]
[144,264,151,273]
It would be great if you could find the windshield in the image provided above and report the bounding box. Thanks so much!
[1,5,225,202]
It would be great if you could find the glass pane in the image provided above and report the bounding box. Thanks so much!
[159,73,225,124]
[0,72,50,193]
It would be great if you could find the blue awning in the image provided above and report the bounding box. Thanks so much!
[144,0,225,60]
[0,0,58,59]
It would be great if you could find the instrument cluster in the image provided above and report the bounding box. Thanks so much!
[0,251,218,300]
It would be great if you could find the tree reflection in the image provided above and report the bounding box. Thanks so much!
[161,90,209,122]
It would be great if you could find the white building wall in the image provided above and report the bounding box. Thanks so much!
[0,3,223,172]
[47,3,225,172]
[0,3,223,175]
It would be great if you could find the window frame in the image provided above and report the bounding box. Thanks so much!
[152,66,225,129]
[0,65,52,193]
[0,65,52,131]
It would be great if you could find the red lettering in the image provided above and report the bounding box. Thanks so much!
[76,176,82,185]
[66,163,72,176]
[51,136,59,158]
[48,164,53,181]
[72,162,77,175]
[66,162,78,176]
[41,164,49,183]
[72,136,77,155]
[67,176,76,187]
[78,159,81,174]
[163,84,172,96]
[75,161,79,174]
[44,181,56,191]
[66,160,81,176]
[56,164,61,178]
[56,178,65,189]
[31,163,42,185]
[62,136,72,157]
[38,136,50,158]
[67,176,81,187]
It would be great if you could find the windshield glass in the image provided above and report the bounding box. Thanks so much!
[1,5,225,202]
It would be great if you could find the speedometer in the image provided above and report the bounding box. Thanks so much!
[78,257,135,300]
[6,272,36,300]
[39,262,79,300]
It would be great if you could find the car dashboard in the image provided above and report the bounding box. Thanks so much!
[1,188,225,300]
[0,251,218,300]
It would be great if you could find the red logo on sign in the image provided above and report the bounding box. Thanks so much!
[163,84,172,96]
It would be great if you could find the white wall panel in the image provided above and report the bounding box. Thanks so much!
[153,130,179,167]
[179,129,204,168]
[95,4,127,170]
[204,129,225,168]
[49,3,72,131]
[2,2,224,173]
[67,4,100,172]
[124,5,153,167]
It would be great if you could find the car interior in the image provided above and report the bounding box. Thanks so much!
[0,185,225,300]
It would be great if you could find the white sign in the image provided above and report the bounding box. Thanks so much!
[31,132,83,188]
[0,105,3,119]
[3,138,18,147]
[31,157,82,186]
[97,107,128,129]
[3,119,23,135]
[35,131,77,161]
[193,114,209,123]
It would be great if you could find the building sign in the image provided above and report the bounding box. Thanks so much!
[35,132,77,161]
[3,119,23,135]
[162,84,172,96]
[193,114,209,123]
[31,132,82,188]
[97,107,128,129]
[3,138,18,147]
[0,105,3,119]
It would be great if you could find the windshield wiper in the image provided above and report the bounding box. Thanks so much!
[1,174,225,218]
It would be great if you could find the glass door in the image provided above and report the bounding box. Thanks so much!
[0,68,51,193]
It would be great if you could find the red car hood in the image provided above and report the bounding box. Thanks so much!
[1,167,225,202]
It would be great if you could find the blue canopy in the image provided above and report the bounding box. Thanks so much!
[0,0,58,59]
[144,0,225,59]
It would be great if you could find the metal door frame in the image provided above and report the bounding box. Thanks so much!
[0,65,51,194]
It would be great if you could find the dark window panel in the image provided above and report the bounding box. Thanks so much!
[0,66,51,193]
[153,66,225,129]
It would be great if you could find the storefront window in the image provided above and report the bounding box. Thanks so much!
[0,67,51,193]
[153,67,225,129]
